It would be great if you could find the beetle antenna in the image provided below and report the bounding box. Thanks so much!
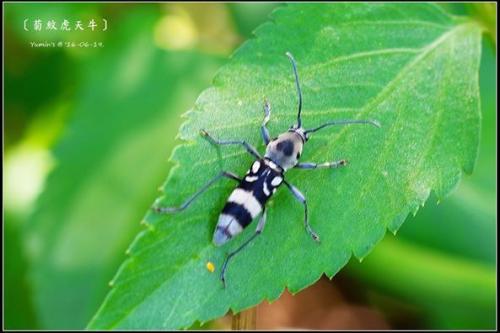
[305,119,381,135]
[286,52,303,128]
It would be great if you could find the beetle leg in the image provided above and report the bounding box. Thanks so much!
[153,171,240,213]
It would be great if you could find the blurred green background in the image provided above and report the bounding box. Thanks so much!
[3,3,496,330]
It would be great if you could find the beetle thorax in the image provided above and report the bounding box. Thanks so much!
[264,131,304,170]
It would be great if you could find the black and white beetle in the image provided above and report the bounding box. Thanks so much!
[154,52,380,287]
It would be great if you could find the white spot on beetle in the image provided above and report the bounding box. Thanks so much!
[252,161,260,173]
[271,176,283,186]
[267,160,278,170]
[245,175,258,182]
[263,182,270,196]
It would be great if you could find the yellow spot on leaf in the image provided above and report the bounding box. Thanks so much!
[206,261,215,273]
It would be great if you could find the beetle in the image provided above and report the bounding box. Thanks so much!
[154,52,380,287]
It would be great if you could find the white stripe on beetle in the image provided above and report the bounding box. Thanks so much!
[217,213,243,235]
[227,188,262,218]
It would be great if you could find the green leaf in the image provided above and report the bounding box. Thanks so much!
[89,3,483,329]
[24,8,224,329]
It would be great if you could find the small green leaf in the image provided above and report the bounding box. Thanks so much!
[89,3,483,329]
